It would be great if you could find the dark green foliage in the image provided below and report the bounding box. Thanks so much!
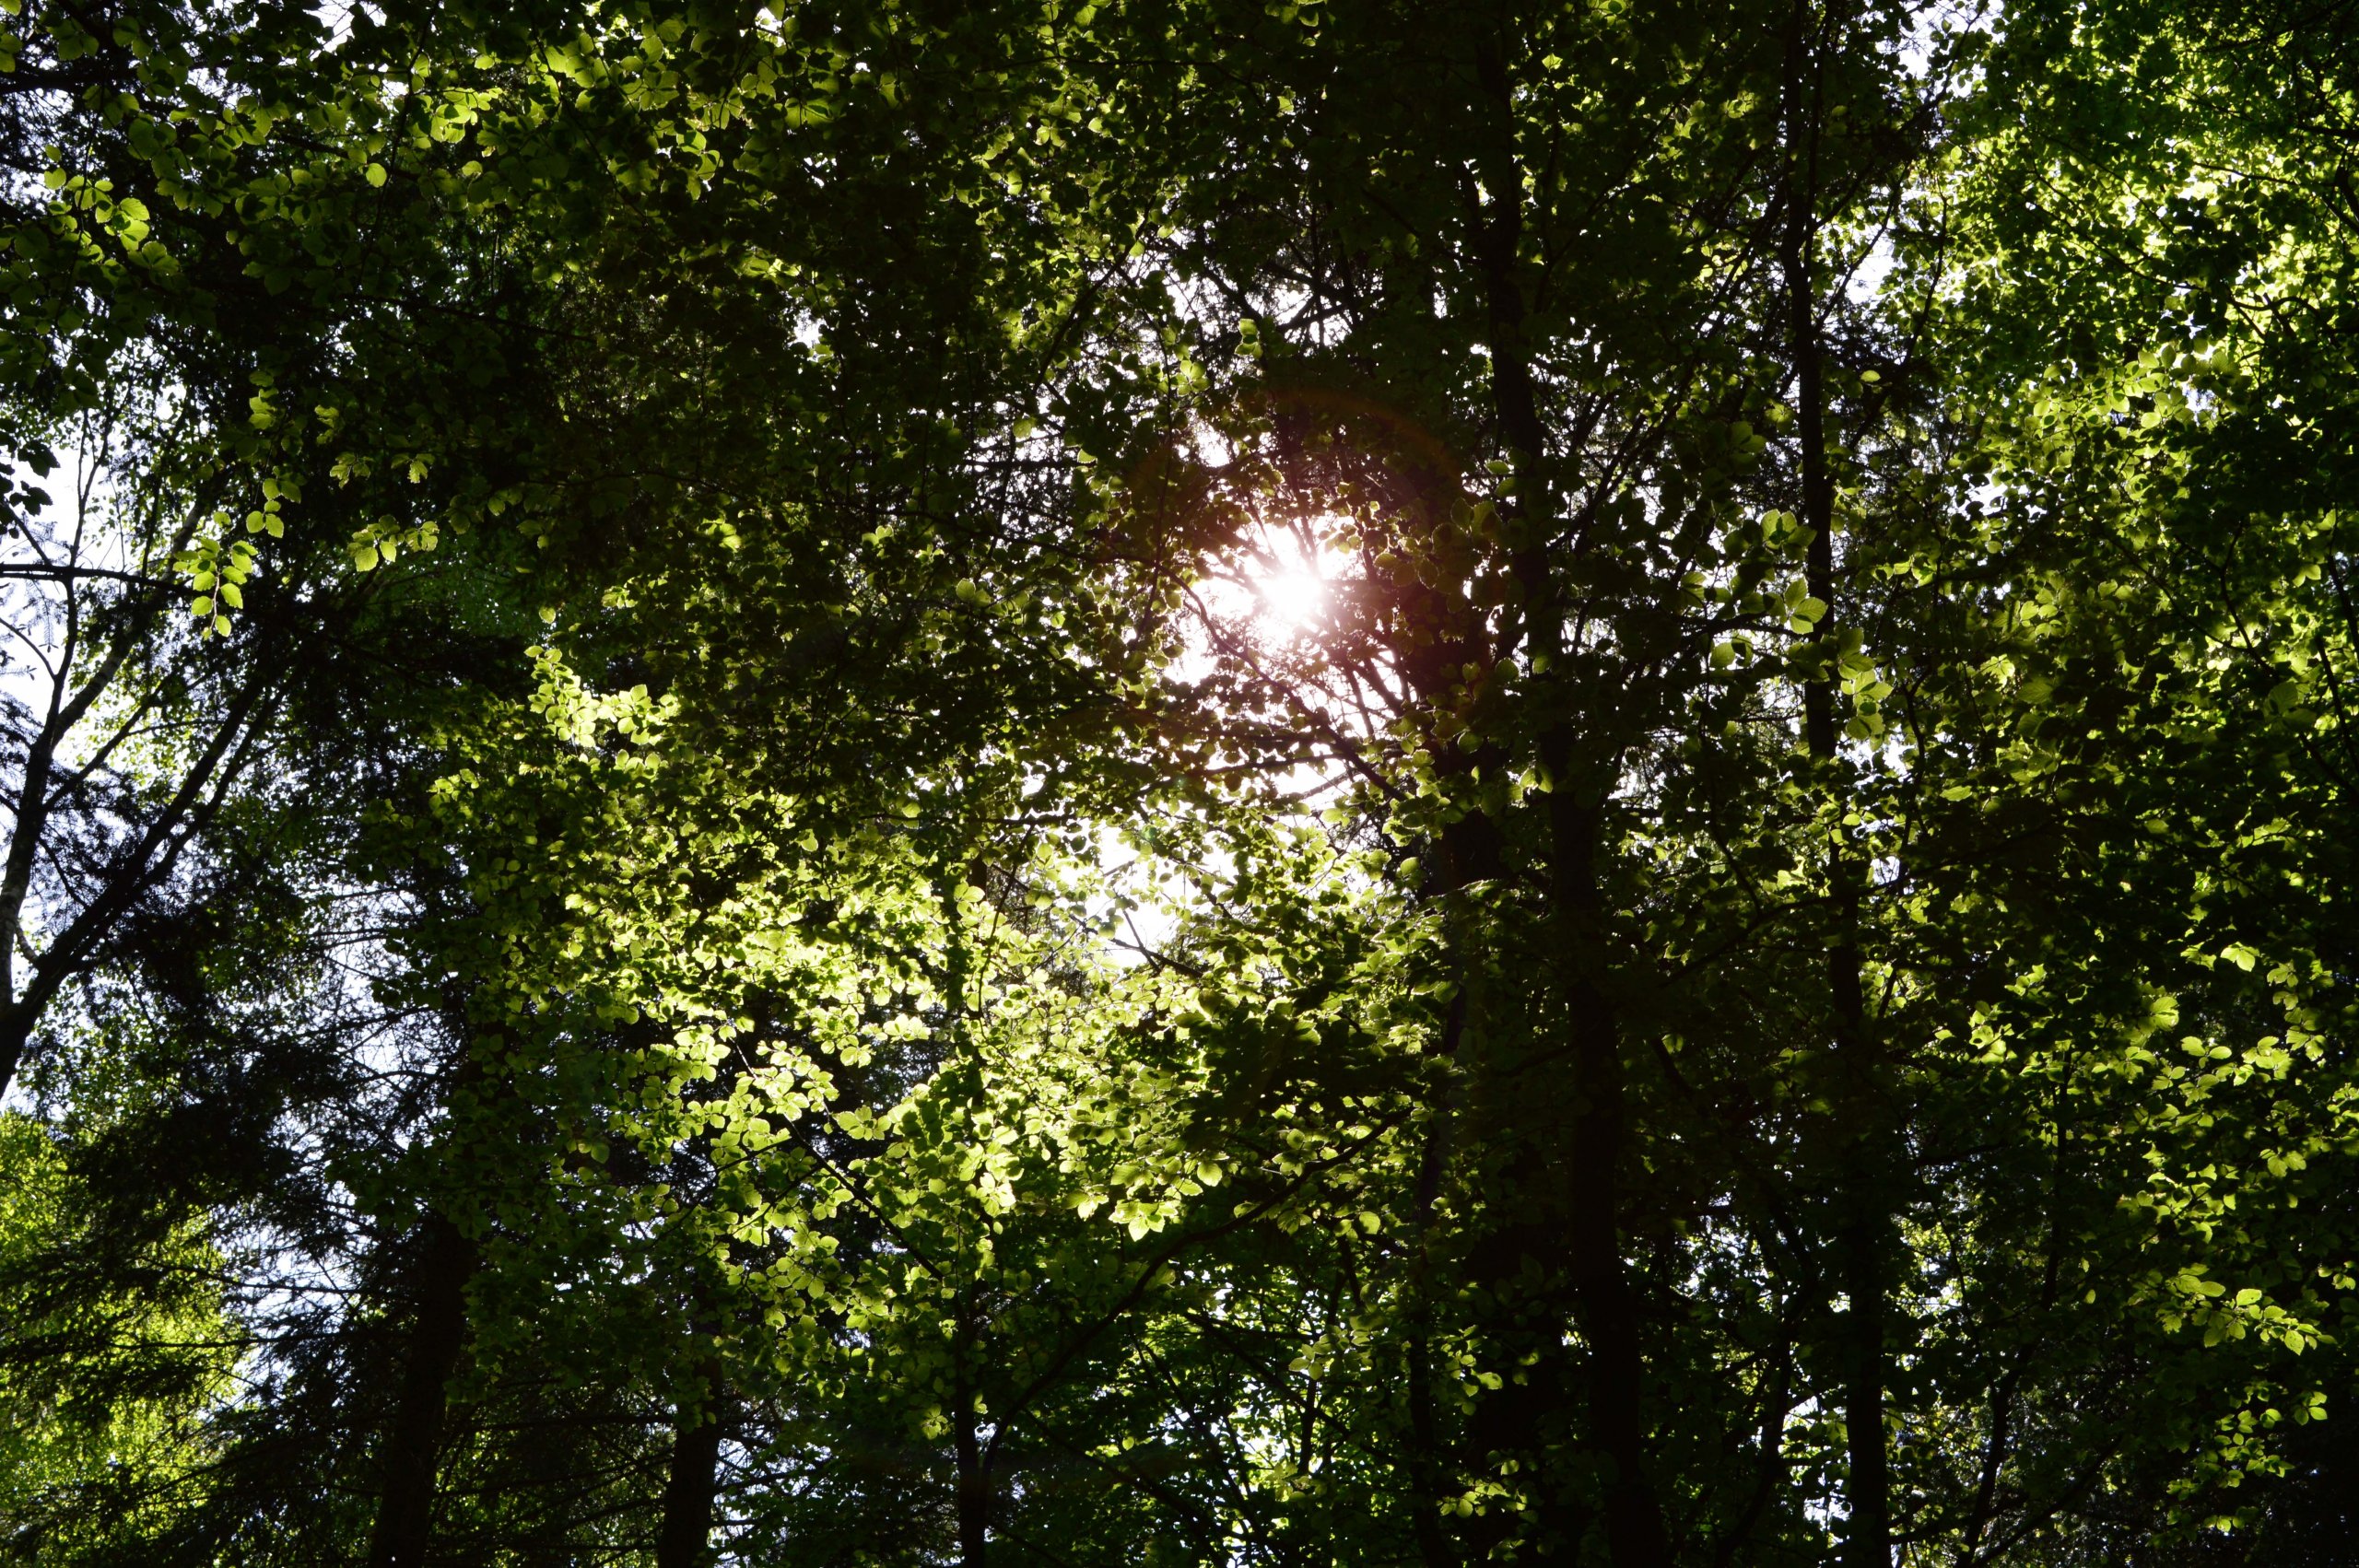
[7,1,2359,1565]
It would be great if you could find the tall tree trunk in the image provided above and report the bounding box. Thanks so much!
[1781,6,1891,1561]
[655,1366,728,1568]
[954,1375,989,1568]
[1404,1317,1459,1568]
[1835,1201,1890,1568]
[1468,22,1670,1559]
[1547,785,1672,1568]
[366,1213,476,1568]
[1405,987,1468,1568]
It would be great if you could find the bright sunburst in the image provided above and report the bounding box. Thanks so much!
[1243,523,1346,638]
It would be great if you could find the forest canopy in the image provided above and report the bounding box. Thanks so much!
[4,0,2359,1563]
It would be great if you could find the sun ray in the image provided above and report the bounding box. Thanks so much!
[1243,520,1347,639]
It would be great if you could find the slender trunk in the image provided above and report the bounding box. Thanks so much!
[1836,1206,1890,1568]
[1956,1374,2012,1567]
[1548,783,1672,1568]
[1,718,61,1055]
[1402,836,1490,1568]
[1405,1320,1458,1568]
[1406,1036,1462,1568]
[1405,694,1574,1566]
[955,1376,989,1568]
[365,1213,476,1568]
[1960,1147,2070,1566]
[0,668,269,1097]
[0,497,235,1099]
[1713,1345,1797,1568]
[1781,7,1890,1562]
[0,627,126,1097]
[655,1369,727,1568]
[1469,24,1669,1559]
[0,561,100,1024]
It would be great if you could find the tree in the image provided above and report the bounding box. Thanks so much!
[11,1,2359,1564]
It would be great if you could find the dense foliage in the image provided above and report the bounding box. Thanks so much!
[5,0,2359,1563]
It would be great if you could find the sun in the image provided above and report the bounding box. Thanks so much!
[1244,522,1346,638]
[1255,556,1329,632]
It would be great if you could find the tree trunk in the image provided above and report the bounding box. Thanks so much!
[1780,6,1892,1560]
[655,1368,728,1568]
[366,1213,476,1568]
[1405,1319,1459,1568]
[0,667,267,1099]
[955,1380,990,1568]
[1549,788,1672,1568]
[1837,1209,1891,1568]
[1406,1026,1466,1568]
[1467,22,1671,1555]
